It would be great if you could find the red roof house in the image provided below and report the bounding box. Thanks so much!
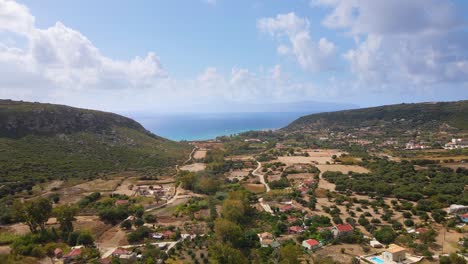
[112,248,132,256]
[332,224,354,238]
[63,248,82,263]
[288,225,305,233]
[162,230,174,239]
[302,239,320,250]
[115,199,129,206]
[280,204,293,212]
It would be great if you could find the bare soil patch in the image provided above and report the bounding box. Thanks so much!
[316,164,369,174]
[193,150,207,160]
[179,163,206,172]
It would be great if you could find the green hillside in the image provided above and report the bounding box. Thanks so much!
[0,100,191,197]
[283,100,468,132]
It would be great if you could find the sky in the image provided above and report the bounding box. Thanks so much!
[0,0,467,113]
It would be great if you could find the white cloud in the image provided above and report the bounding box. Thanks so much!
[257,12,336,72]
[314,0,462,35]
[0,1,327,112]
[0,0,34,34]
[314,0,468,87]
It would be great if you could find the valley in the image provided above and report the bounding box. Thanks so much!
[0,100,467,264]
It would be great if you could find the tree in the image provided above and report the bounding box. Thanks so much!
[439,253,467,264]
[134,218,144,227]
[280,244,303,264]
[214,218,242,246]
[374,226,397,244]
[77,231,94,247]
[209,244,248,264]
[222,199,245,223]
[419,229,437,244]
[120,219,132,230]
[13,198,52,233]
[54,204,78,234]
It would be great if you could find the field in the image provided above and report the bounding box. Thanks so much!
[193,149,207,160]
[316,164,369,174]
[243,183,265,193]
[311,244,378,263]
[276,149,344,165]
[179,163,206,172]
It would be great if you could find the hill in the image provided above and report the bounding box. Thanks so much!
[0,100,191,197]
[283,100,468,134]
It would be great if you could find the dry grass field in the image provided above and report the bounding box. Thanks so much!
[179,163,206,172]
[316,164,369,174]
[193,149,207,159]
[243,183,265,193]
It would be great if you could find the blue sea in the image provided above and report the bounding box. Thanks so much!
[131,112,310,141]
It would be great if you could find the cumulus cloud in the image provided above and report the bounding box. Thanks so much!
[315,0,468,87]
[257,12,336,72]
[0,1,167,93]
[0,1,327,112]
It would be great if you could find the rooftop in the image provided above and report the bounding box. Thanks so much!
[386,244,406,254]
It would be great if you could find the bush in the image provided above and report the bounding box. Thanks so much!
[127,226,152,243]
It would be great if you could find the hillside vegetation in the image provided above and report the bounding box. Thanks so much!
[0,100,191,197]
[283,100,468,132]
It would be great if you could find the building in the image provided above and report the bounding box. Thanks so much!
[332,224,354,238]
[370,240,383,248]
[289,225,304,234]
[115,199,129,206]
[444,138,468,150]
[382,244,406,263]
[302,239,320,250]
[111,248,137,263]
[460,213,468,223]
[63,248,82,264]
[447,204,468,214]
[257,232,274,247]
[54,248,63,259]
[280,204,293,212]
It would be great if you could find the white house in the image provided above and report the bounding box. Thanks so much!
[382,244,406,263]
[302,239,320,250]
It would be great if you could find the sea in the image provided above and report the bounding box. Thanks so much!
[131,112,311,141]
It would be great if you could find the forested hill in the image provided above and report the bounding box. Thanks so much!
[0,99,149,138]
[0,100,191,197]
[283,100,468,133]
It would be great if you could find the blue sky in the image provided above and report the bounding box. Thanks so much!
[0,0,467,113]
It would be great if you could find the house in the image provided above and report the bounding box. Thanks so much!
[289,225,304,234]
[54,248,63,258]
[152,233,163,239]
[112,248,137,263]
[115,200,129,206]
[460,213,468,223]
[257,232,274,247]
[370,239,383,248]
[303,180,314,187]
[297,186,309,195]
[162,230,174,239]
[444,138,468,150]
[415,227,428,234]
[280,204,293,212]
[332,224,353,238]
[302,239,320,250]
[382,244,406,263]
[63,248,82,264]
[447,204,468,214]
